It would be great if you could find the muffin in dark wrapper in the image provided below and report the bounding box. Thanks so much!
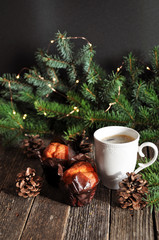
[60,160,99,207]
[41,141,76,186]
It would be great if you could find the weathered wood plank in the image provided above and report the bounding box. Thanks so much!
[0,147,43,240]
[64,183,111,240]
[0,191,34,240]
[109,191,155,240]
[108,144,156,240]
[20,190,70,240]
[0,144,20,188]
[154,209,159,240]
[0,138,71,240]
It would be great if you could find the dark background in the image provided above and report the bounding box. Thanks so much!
[1,0,159,75]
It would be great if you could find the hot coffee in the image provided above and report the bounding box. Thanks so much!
[94,126,158,189]
[102,134,135,144]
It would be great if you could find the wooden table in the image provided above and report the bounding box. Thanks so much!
[0,141,159,240]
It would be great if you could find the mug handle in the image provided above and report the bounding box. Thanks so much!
[134,142,158,174]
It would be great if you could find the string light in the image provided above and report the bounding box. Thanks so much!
[117,65,123,72]
[44,112,47,116]
[23,114,27,120]
[16,67,30,79]
[53,77,56,83]
[66,106,79,117]
[47,83,56,92]
[13,110,16,115]
[146,66,151,71]
[39,75,44,80]
[50,40,54,44]
[73,106,79,112]
[76,80,79,84]
[105,86,121,112]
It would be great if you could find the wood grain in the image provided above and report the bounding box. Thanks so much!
[109,191,154,240]
[20,194,70,240]
[0,144,20,188]
[154,210,159,240]
[64,183,111,240]
[0,139,158,240]
[0,147,43,240]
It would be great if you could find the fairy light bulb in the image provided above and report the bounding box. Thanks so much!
[23,114,27,120]
[76,80,79,84]
[50,40,54,44]
[117,65,122,72]
[47,83,56,92]
[73,106,79,112]
[146,66,151,71]
[44,112,47,116]
[13,110,16,115]
[16,75,20,79]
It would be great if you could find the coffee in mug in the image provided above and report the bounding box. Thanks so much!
[94,126,158,190]
[102,134,135,144]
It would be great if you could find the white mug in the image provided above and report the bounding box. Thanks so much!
[94,126,158,190]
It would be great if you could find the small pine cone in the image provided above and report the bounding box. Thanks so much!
[117,172,148,210]
[21,134,44,159]
[69,130,93,154]
[16,167,43,198]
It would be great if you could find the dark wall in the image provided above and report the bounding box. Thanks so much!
[1,0,159,75]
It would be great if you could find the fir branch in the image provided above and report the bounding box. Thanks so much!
[56,31,73,62]
[139,157,159,210]
[114,94,135,121]
[81,83,96,102]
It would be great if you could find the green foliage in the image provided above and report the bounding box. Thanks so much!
[0,31,158,143]
[0,31,159,209]
[140,157,159,211]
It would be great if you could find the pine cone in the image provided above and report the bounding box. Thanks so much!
[69,130,93,154]
[117,172,148,210]
[21,134,44,159]
[16,167,43,198]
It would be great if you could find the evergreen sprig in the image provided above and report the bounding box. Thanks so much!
[0,31,158,143]
[0,30,158,209]
[139,157,159,210]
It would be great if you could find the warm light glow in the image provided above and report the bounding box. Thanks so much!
[16,75,20,79]
[73,106,79,112]
[117,66,122,72]
[13,110,16,115]
[50,40,54,44]
[48,83,56,92]
[23,114,27,120]
[44,112,47,116]
[76,80,79,83]
[146,66,151,71]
